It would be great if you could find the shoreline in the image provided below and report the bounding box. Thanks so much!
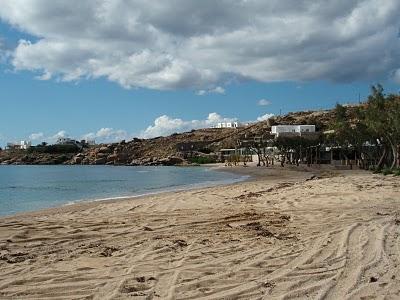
[0,165,249,220]
[0,163,354,221]
[1,166,399,299]
[2,162,333,221]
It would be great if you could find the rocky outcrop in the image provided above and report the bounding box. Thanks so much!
[0,151,74,165]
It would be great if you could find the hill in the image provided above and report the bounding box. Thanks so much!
[0,105,359,166]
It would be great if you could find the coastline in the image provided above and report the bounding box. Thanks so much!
[1,166,399,299]
[0,165,248,219]
[0,164,311,221]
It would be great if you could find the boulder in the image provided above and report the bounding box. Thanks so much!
[73,156,83,164]
[158,156,185,166]
[94,157,107,165]
[96,152,107,158]
[141,157,153,164]
[107,154,118,162]
[130,159,142,166]
[98,146,112,154]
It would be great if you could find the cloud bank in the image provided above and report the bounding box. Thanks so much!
[256,113,275,122]
[0,0,399,90]
[28,128,129,145]
[140,112,237,138]
[26,111,274,143]
[82,128,129,143]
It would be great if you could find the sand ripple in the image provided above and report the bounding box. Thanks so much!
[0,169,399,299]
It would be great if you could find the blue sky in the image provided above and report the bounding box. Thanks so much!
[0,1,399,147]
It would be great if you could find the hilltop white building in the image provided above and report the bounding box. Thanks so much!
[216,122,239,128]
[271,125,315,137]
[6,141,31,150]
[20,141,31,149]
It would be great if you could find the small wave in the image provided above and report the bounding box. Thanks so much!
[61,174,250,207]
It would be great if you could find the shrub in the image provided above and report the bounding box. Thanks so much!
[394,169,400,176]
[382,168,393,176]
[198,148,212,154]
[372,169,381,174]
[29,144,80,154]
[189,156,216,164]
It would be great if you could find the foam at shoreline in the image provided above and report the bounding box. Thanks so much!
[63,174,251,207]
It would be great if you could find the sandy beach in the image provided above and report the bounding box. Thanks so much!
[0,166,399,299]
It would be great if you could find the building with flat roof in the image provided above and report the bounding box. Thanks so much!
[216,122,239,128]
[271,125,316,137]
[6,141,31,150]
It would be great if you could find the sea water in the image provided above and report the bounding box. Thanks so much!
[0,165,247,217]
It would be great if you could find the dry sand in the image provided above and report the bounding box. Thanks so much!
[0,166,399,299]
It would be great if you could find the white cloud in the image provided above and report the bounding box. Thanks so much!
[52,130,67,139]
[257,113,275,122]
[196,86,225,96]
[0,1,398,90]
[82,127,129,143]
[258,99,271,106]
[196,90,206,96]
[26,128,128,145]
[140,112,237,138]
[23,112,273,146]
[29,132,44,141]
[26,130,67,144]
[46,130,67,143]
[212,86,225,94]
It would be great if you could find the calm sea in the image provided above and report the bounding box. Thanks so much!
[0,165,247,217]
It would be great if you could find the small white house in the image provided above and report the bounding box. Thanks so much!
[216,122,239,128]
[6,141,31,150]
[271,125,315,137]
[20,140,31,149]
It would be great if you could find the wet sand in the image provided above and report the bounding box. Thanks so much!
[0,165,399,299]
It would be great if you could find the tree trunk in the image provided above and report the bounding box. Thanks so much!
[397,144,400,168]
[377,146,387,170]
[359,151,366,170]
[390,142,398,169]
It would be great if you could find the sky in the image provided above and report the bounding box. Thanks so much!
[0,0,399,147]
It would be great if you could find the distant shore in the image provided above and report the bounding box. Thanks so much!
[0,165,399,299]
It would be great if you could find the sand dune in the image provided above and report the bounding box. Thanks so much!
[0,167,399,299]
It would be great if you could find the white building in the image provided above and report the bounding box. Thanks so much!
[6,141,31,150]
[216,122,239,128]
[20,140,31,149]
[57,137,73,144]
[271,125,316,137]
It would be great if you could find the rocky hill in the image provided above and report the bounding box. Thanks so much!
[0,105,355,166]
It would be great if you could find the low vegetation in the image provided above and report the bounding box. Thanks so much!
[188,156,217,164]
[28,144,81,154]
[330,84,399,171]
